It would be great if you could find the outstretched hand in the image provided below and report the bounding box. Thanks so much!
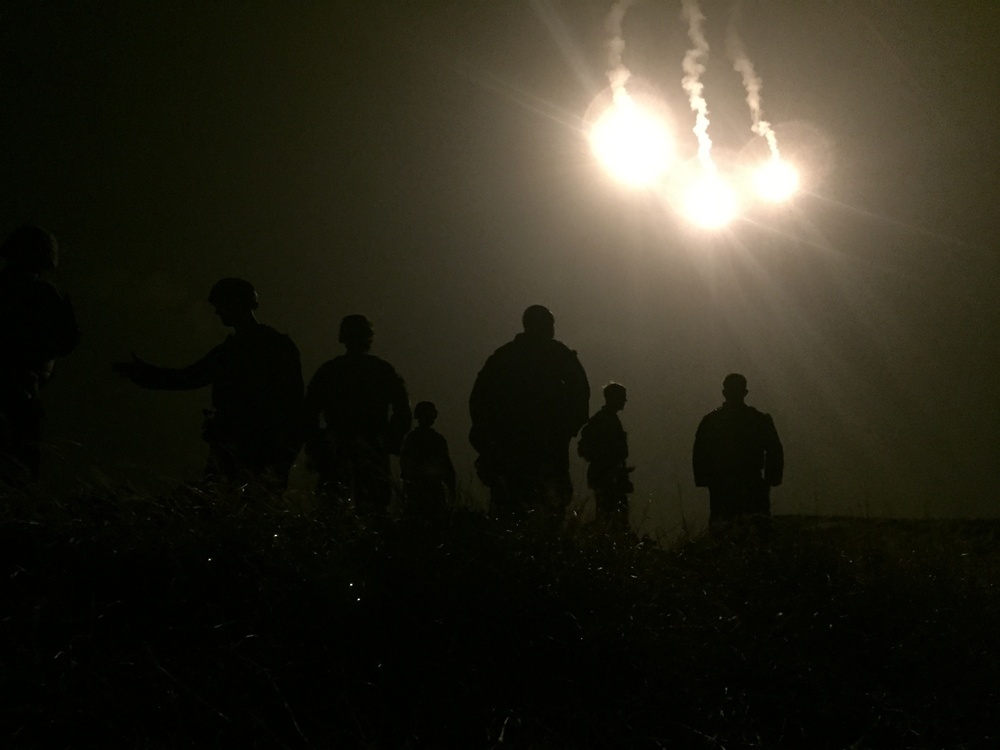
[111,352,148,380]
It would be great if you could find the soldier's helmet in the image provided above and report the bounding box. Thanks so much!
[603,382,627,401]
[208,278,259,311]
[1,225,58,271]
[414,401,438,422]
[339,314,374,350]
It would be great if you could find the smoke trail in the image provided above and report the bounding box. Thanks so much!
[680,0,714,171]
[605,0,636,104]
[726,16,780,158]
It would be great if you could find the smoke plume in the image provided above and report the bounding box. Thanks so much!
[726,17,780,158]
[605,0,636,101]
[681,0,714,171]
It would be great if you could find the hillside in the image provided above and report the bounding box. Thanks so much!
[2,488,998,748]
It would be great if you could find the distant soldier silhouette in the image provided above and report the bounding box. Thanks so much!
[400,401,456,515]
[303,315,412,516]
[0,225,80,483]
[577,382,634,532]
[469,305,590,520]
[113,278,304,491]
[693,373,784,527]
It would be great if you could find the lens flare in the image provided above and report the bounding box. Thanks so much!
[682,172,739,228]
[590,99,674,187]
[752,159,799,202]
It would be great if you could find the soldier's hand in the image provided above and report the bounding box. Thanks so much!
[111,352,147,380]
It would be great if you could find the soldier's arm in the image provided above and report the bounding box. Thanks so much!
[41,286,81,359]
[763,414,784,487]
[116,345,220,391]
[272,338,306,456]
[692,417,712,488]
[274,339,305,419]
[386,369,412,455]
[440,434,457,494]
[468,355,498,427]
[301,363,331,447]
[564,350,591,436]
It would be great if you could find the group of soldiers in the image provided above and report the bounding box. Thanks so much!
[1,224,783,531]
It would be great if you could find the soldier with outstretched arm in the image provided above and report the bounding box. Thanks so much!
[113,278,304,492]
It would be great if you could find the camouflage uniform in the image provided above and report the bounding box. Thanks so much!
[0,226,80,482]
[304,352,411,514]
[577,405,633,529]
[470,329,590,517]
[693,402,783,526]
[128,324,304,490]
[400,423,456,513]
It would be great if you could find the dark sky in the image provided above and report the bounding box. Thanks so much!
[4,0,998,531]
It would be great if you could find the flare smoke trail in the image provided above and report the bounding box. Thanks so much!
[726,17,780,158]
[605,0,635,103]
[681,0,714,171]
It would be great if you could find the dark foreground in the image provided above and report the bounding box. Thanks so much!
[1,487,998,749]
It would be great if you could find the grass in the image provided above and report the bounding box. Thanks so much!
[1,484,999,748]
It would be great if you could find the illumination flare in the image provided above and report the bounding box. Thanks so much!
[683,172,739,229]
[590,0,673,186]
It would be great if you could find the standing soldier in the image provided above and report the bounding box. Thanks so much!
[0,225,80,483]
[400,401,457,515]
[469,305,590,521]
[693,373,783,529]
[303,315,412,518]
[114,278,304,492]
[577,382,634,533]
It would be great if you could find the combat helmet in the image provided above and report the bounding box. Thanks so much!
[1,225,58,271]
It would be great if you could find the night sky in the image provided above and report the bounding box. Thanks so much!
[4,0,998,532]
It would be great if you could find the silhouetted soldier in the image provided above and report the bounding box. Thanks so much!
[0,226,80,483]
[400,401,456,515]
[303,315,412,517]
[577,382,634,533]
[693,373,783,528]
[113,278,304,492]
[469,305,590,520]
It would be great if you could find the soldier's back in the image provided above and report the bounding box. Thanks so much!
[472,334,585,444]
[578,408,627,468]
[309,354,402,438]
[210,325,302,427]
[0,269,78,373]
[698,405,772,482]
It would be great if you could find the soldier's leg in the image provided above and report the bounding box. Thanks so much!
[747,486,772,541]
[353,450,392,519]
[708,491,741,527]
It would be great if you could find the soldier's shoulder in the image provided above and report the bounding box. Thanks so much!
[258,324,300,351]
[308,357,340,380]
[549,338,580,357]
[475,340,519,375]
[489,338,521,359]
[366,353,400,374]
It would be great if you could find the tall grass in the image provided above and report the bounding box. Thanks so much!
[1,484,998,748]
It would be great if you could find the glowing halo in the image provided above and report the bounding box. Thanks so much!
[752,158,800,202]
[589,97,674,187]
[681,172,739,229]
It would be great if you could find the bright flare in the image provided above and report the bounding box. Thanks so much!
[683,173,739,228]
[753,159,799,202]
[590,99,673,187]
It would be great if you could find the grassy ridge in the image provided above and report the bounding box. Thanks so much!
[1,488,999,748]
